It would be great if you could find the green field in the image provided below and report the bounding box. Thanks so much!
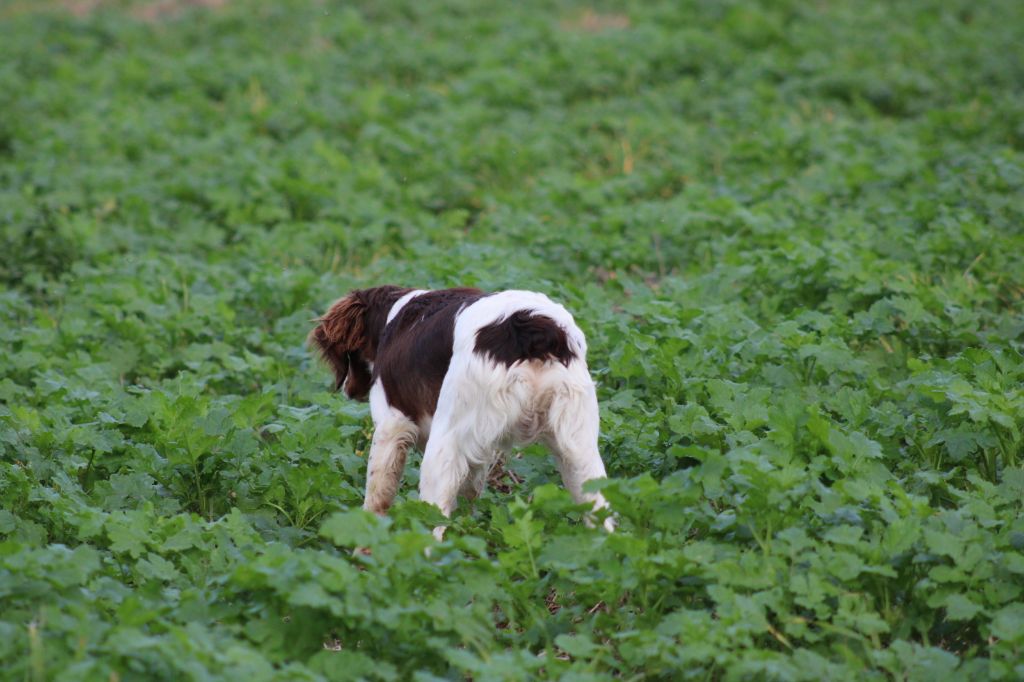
[2,0,1023,679]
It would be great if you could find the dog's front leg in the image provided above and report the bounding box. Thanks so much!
[363,415,417,515]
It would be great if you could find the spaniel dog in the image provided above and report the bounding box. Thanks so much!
[309,286,611,534]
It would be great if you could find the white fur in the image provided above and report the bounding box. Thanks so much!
[386,289,427,324]
[362,290,612,537]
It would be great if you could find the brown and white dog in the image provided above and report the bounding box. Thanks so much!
[309,286,611,535]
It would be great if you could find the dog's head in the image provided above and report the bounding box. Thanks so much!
[308,285,411,400]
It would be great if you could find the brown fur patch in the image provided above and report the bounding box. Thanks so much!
[474,311,576,368]
[318,294,367,354]
[375,288,485,421]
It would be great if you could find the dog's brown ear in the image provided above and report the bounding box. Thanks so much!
[308,294,366,390]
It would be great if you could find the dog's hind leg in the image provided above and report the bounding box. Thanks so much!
[418,423,471,540]
[419,378,512,538]
[457,448,507,501]
[544,370,613,530]
[458,462,488,501]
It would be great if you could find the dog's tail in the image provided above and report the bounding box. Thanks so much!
[474,310,576,368]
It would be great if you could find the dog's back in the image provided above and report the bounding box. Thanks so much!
[375,289,587,426]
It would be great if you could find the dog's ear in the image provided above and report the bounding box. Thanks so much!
[308,293,367,391]
[343,355,373,400]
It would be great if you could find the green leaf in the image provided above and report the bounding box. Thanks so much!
[320,510,390,547]
[990,604,1024,643]
[106,512,150,558]
[555,633,601,660]
[943,593,983,621]
[136,553,180,583]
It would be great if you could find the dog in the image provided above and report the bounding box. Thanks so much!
[309,286,612,536]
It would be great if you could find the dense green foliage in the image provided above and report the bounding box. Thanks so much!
[2,0,1023,678]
